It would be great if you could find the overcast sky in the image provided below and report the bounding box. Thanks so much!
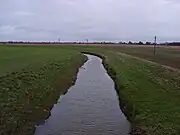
[0,0,180,42]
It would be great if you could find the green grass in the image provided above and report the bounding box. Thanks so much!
[1,45,180,135]
[0,46,85,135]
[103,52,180,135]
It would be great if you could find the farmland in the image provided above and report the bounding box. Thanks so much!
[0,45,180,135]
[108,45,180,70]
[0,46,85,135]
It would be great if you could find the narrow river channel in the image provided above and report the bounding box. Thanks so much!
[34,54,130,135]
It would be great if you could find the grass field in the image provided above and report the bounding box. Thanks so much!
[0,45,180,135]
[0,46,85,135]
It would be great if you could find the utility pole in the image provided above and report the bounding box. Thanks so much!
[58,37,61,43]
[86,39,88,46]
[153,36,157,55]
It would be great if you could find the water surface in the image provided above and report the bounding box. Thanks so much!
[34,54,130,135]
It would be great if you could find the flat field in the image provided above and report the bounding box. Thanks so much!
[107,45,180,70]
[0,45,180,135]
[0,46,85,135]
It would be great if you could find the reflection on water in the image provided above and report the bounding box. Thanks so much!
[34,54,130,135]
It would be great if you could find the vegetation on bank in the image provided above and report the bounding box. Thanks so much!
[104,52,180,135]
[0,46,85,135]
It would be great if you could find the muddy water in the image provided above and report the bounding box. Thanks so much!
[34,54,130,135]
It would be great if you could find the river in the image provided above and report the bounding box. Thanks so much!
[34,54,130,135]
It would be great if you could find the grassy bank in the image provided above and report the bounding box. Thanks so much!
[103,52,180,135]
[74,46,180,135]
[0,46,85,135]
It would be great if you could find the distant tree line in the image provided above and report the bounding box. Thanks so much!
[119,41,153,45]
[165,42,180,46]
[0,41,180,46]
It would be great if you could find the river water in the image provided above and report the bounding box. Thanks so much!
[34,54,130,135]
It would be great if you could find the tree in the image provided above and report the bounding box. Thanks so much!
[146,42,151,45]
[138,41,143,45]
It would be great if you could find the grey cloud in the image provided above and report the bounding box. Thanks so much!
[0,0,180,42]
